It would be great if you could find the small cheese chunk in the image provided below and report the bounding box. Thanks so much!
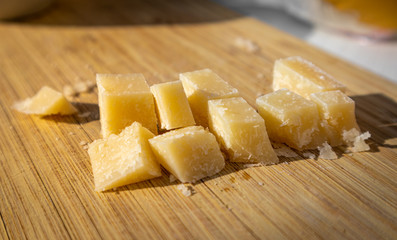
[97,74,158,137]
[351,131,371,152]
[208,97,278,164]
[150,81,195,130]
[310,90,360,146]
[318,142,338,160]
[149,126,225,183]
[13,86,77,116]
[180,69,239,127]
[177,184,193,197]
[273,56,346,98]
[256,89,325,150]
[88,122,161,192]
[343,129,371,152]
[273,143,299,158]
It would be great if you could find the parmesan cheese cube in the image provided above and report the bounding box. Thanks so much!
[256,89,325,150]
[310,90,360,146]
[150,81,195,130]
[97,74,158,137]
[273,56,346,98]
[149,126,225,183]
[13,86,77,116]
[88,122,161,192]
[208,97,278,164]
[180,69,239,127]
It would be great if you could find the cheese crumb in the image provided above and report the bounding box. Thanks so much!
[273,143,299,158]
[78,112,91,118]
[318,142,337,160]
[169,174,177,183]
[64,80,96,97]
[243,163,263,168]
[303,152,316,159]
[79,141,88,146]
[343,128,360,144]
[234,37,260,53]
[343,129,371,152]
[85,81,96,90]
[258,182,264,186]
[177,184,193,197]
[63,85,77,97]
[351,131,371,152]
[74,82,89,93]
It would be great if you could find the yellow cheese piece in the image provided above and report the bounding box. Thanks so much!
[97,73,158,137]
[310,90,360,146]
[273,56,346,98]
[13,86,77,116]
[208,97,278,164]
[149,126,225,183]
[256,89,325,150]
[150,81,195,130]
[180,69,239,127]
[88,122,161,192]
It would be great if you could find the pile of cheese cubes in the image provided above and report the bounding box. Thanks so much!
[89,69,277,192]
[88,56,365,192]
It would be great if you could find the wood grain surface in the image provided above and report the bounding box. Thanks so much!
[0,0,396,239]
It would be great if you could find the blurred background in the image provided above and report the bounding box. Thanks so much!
[1,0,396,83]
[213,0,397,83]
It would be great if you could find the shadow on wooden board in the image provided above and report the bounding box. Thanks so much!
[43,102,99,124]
[105,162,264,194]
[7,0,240,26]
[351,93,397,151]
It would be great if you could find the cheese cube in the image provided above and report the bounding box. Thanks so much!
[13,86,77,116]
[208,97,278,164]
[256,89,325,150]
[149,126,225,183]
[273,56,346,98]
[97,74,158,137]
[180,69,239,127]
[310,90,360,146]
[150,81,195,130]
[88,122,161,192]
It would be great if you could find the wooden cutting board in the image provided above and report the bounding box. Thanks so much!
[0,0,396,239]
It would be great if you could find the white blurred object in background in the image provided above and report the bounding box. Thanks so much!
[213,0,397,83]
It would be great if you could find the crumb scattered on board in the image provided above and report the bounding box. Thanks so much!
[169,174,177,183]
[234,37,260,53]
[343,129,371,152]
[74,82,89,93]
[79,141,89,150]
[64,81,96,97]
[243,163,262,168]
[78,112,91,118]
[303,152,316,159]
[318,142,337,160]
[272,143,299,158]
[63,85,76,97]
[351,132,371,152]
[177,184,193,197]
